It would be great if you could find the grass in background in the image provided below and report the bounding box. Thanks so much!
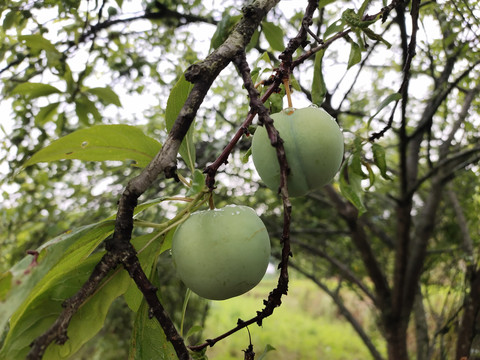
[199,275,386,360]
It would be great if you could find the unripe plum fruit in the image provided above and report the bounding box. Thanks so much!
[252,107,344,197]
[171,205,271,300]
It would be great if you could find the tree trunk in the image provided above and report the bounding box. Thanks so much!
[385,321,410,360]
[414,286,429,360]
[456,267,480,359]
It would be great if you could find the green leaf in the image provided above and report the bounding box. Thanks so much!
[75,95,102,124]
[365,162,376,189]
[185,324,203,340]
[262,21,284,52]
[347,40,362,69]
[166,74,196,173]
[43,260,131,359]
[87,87,122,107]
[1,251,131,360]
[324,18,345,39]
[128,272,177,360]
[0,272,12,301]
[258,344,276,360]
[312,49,327,106]
[318,0,336,9]
[0,222,114,359]
[266,91,284,114]
[19,34,58,53]
[372,143,391,180]
[367,92,402,127]
[242,147,252,164]
[210,14,241,50]
[186,169,206,196]
[11,82,62,99]
[23,124,162,168]
[350,153,367,178]
[358,0,372,18]
[362,27,392,48]
[35,102,60,126]
[339,161,367,215]
[246,28,260,52]
[0,222,114,333]
[63,63,75,94]
[2,10,17,30]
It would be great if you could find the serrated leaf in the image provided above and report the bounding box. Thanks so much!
[367,92,402,127]
[87,86,122,107]
[347,40,362,69]
[372,143,391,180]
[262,21,284,52]
[166,74,196,173]
[339,162,367,215]
[35,102,60,126]
[312,49,327,106]
[23,124,162,168]
[11,82,62,99]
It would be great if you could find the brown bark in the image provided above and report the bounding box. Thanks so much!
[385,326,409,360]
[456,268,480,359]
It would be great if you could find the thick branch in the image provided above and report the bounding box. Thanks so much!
[391,1,420,339]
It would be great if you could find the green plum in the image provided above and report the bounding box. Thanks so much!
[171,205,271,300]
[252,106,344,197]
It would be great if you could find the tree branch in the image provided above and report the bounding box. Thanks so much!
[324,185,391,312]
[27,1,280,358]
[77,5,217,44]
[291,238,377,305]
